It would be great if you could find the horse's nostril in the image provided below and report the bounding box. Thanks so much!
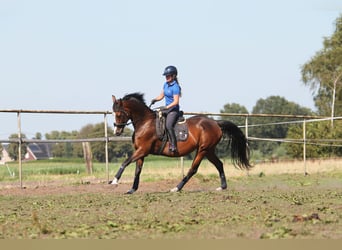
[114,128,122,136]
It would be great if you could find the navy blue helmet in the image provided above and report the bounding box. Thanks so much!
[163,65,178,76]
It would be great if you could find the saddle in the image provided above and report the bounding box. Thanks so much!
[155,110,188,142]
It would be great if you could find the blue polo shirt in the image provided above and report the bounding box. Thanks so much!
[163,80,180,111]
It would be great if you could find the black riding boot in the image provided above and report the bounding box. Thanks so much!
[168,129,178,153]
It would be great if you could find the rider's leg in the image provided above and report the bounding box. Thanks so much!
[166,111,179,152]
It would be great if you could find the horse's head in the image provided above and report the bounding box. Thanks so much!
[112,92,152,135]
[112,95,130,136]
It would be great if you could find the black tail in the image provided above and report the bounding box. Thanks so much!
[216,120,252,170]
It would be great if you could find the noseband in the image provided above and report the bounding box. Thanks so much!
[113,121,132,128]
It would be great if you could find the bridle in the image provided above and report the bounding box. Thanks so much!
[113,96,152,130]
[113,120,132,128]
[113,103,132,128]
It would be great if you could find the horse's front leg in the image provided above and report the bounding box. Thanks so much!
[126,157,144,194]
[109,157,133,185]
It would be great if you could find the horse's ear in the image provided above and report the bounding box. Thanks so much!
[112,95,116,103]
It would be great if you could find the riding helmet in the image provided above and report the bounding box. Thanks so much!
[163,65,178,76]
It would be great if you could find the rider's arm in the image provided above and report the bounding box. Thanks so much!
[153,92,164,102]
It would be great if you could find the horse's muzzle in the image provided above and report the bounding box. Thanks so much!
[114,127,123,136]
[113,122,126,136]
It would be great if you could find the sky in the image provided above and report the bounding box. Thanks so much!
[0,0,341,139]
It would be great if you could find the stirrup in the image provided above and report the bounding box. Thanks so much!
[169,144,178,153]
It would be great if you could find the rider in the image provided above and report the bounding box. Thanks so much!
[151,65,181,153]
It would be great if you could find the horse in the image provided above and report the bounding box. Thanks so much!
[110,92,252,194]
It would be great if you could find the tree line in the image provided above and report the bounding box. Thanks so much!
[218,95,342,160]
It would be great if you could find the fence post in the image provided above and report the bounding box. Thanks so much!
[244,116,249,139]
[245,116,250,175]
[17,111,23,188]
[303,119,307,175]
[180,157,184,177]
[104,114,109,183]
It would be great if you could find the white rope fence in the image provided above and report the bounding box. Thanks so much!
[240,116,342,147]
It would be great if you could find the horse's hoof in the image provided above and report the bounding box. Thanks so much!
[110,178,119,185]
[126,189,136,194]
[216,186,227,191]
[170,187,179,192]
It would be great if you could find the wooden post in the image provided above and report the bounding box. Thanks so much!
[17,112,22,189]
[104,114,109,183]
[245,116,250,176]
[82,142,93,174]
[303,119,307,175]
[244,116,249,139]
[180,157,184,177]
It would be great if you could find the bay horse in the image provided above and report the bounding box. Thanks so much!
[110,92,252,194]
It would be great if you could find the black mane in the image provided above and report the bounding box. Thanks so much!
[122,92,146,105]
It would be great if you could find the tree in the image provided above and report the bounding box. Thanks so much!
[107,126,134,161]
[301,14,342,118]
[34,132,42,140]
[45,130,79,158]
[7,134,27,161]
[286,119,342,158]
[43,124,134,161]
[249,96,313,156]
[296,14,342,159]
[219,103,248,126]
[78,123,134,162]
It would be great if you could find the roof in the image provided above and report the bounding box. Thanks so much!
[27,143,53,160]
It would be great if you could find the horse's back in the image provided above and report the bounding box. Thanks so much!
[186,115,222,141]
[186,115,219,127]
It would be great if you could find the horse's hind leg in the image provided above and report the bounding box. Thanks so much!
[206,150,227,190]
[171,151,205,192]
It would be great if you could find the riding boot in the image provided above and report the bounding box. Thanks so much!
[168,129,178,153]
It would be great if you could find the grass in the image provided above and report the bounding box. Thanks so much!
[1,157,342,186]
[1,158,342,239]
[1,171,342,239]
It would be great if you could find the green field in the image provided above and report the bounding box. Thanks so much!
[1,156,188,179]
[1,158,342,239]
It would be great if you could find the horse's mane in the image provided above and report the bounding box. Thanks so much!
[122,92,146,105]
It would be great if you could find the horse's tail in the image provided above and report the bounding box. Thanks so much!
[216,120,252,170]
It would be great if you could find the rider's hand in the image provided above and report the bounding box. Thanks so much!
[150,99,157,105]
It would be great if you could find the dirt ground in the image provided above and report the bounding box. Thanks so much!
[0,178,206,197]
[1,163,342,239]
[1,158,341,197]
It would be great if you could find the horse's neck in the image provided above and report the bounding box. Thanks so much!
[130,108,154,127]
